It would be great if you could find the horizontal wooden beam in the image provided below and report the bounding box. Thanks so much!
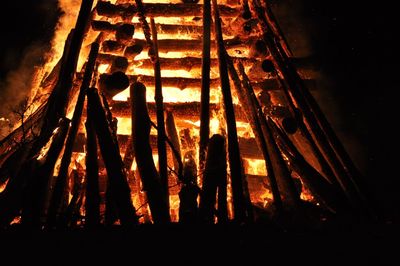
[95,1,239,18]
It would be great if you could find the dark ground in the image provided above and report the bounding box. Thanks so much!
[0,0,398,264]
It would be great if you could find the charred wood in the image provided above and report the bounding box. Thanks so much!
[84,110,101,228]
[0,118,69,228]
[213,0,249,223]
[199,134,228,224]
[179,151,200,224]
[21,118,70,228]
[46,43,99,228]
[199,0,212,174]
[131,82,170,223]
[151,18,170,211]
[87,87,138,226]
[99,71,130,99]
[61,169,85,228]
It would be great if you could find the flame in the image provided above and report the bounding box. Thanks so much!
[243,158,267,176]
[259,189,273,208]
[0,179,9,193]
[37,127,60,161]
[11,216,21,225]
[98,64,110,74]
[169,194,180,222]
[7,0,324,226]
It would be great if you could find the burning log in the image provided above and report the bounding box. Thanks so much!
[151,18,169,211]
[101,37,253,54]
[84,109,101,228]
[93,20,204,36]
[124,44,144,59]
[179,151,200,224]
[116,23,135,44]
[213,0,251,223]
[96,1,239,18]
[46,43,99,228]
[135,56,258,75]
[99,71,130,99]
[238,63,301,210]
[131,82,170,223]
[94,72,316,92]
[199,134,228,224]
[199,0,212,173]
[86,87,138,226]
[99,134,263,161]
[111,101,246,122]
[101,40,125,53]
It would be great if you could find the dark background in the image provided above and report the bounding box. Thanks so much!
[0,1,398,222]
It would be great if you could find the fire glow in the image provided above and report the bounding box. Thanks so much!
[0,0,364,229]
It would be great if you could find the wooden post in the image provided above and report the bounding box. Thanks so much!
[212,0,250,223]
[179,151,200,224]
[84,108,101,228]
[199,134,228,224]
[150,18,169,210]
[46,43,99,228]
[87,87,138,226]
[199,0,212,174]
[131,82,170,223]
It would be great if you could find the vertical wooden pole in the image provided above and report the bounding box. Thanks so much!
[85,105,100,228]
[131,82,170,223]
[150,18,169,211]
[212,0,249,223]
[199,0,212,174]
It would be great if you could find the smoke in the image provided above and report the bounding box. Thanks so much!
[0,1,61,139]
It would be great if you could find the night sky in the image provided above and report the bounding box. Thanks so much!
[0,1,398,221]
